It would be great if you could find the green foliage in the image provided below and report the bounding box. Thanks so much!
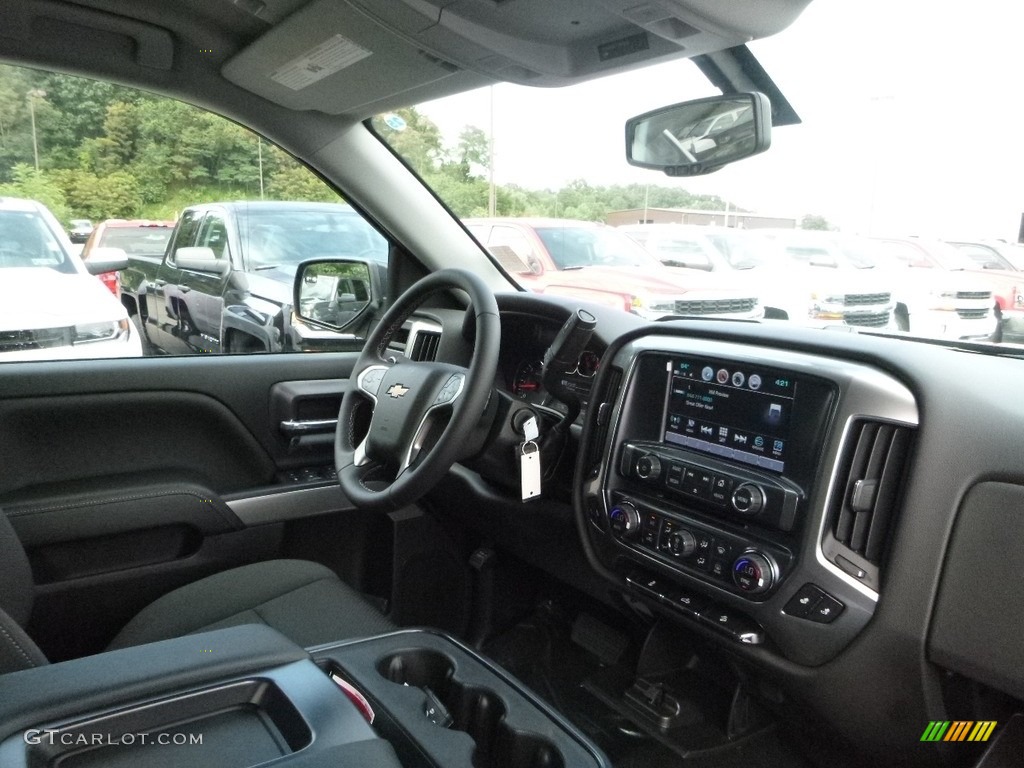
[53,168,141,219]
[800,213,833,231]
[0,164,71,223]
[0,65,741,228]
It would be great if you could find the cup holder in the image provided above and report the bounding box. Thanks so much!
[377,649,565,768]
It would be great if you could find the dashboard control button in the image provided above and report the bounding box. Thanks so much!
[695,533,715,553]
[709,474,734,505]
[609,502,641,540]
[713,541,734,559]
[626,572,669,599]
[635,454,662,480]
[641,512,660,547]
[783,584,824,618]
[664,588,709,616]
[682,467,711,498]
[835,554,867,579]
[710,559,728,578]
[699,604,765,645]
[731,483,765,516]
[666,463,684,488]
[807,594,845,624]
[732,551,776,594]
[694,554,711,571]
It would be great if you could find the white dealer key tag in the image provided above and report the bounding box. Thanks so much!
[520,440,541,500]
[522,415,539,442]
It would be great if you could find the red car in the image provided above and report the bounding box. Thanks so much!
[80,219,176,297]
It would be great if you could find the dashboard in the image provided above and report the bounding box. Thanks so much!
[496,313,604,416]
[419,292,1024,762]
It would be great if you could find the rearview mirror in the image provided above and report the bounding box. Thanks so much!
[293,259,379,333]
[626,92,772,177]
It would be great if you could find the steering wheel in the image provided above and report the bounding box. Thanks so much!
[335,268,500,510]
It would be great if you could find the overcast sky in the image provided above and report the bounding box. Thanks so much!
[418,1,1024,241]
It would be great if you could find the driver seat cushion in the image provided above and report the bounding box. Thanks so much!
[108,559,396,651]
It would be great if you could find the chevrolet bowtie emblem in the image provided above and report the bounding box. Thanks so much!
[386,383,410,398]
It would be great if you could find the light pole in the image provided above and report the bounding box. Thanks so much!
[27,89,46,171]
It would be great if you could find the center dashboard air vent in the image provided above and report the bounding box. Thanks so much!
[822,419,914,592]
[408,329,441,362]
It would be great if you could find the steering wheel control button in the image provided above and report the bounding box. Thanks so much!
[732,552,775,594]
[731,483,765,516]
[358,366,387,397]
[783,584,825,618]
[609,502,640,540]
[433,374,464,405]
[807,594,844,624]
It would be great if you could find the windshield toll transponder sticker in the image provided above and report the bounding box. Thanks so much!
[271,34,371,91]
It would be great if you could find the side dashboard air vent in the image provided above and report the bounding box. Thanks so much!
[824,420,914,590]
[408,330,441,362]
[589,367,623,474]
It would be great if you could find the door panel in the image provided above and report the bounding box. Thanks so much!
[0,352,359,660]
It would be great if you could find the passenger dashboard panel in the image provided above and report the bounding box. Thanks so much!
[578,330,918,666]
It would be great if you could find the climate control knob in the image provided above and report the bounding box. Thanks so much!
[731,483,765,516]
[608,501,641,540]
[732,551,776,594]
[666,529,696,557]
[635,454,662,480]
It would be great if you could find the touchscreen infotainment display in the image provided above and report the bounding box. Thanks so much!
[663,357,797,473]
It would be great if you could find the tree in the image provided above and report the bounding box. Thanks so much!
[801,213,833,231]
[0,164,71,223]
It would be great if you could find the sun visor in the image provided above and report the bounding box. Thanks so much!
[222,0,478,115]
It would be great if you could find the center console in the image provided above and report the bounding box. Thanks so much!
[577,330,918,667]
[0,625,610,768]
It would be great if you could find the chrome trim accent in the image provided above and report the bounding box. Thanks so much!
[279,418,338,435]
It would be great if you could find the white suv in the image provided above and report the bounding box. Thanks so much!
[0,197,142,360]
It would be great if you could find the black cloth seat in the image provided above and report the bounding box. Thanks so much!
[0,511,394,674]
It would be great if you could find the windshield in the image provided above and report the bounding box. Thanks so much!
[0,210,72,272]
[372,0,1022,349]
[533,225,659,270]
[98,226,173,257]
[238,208,388,268]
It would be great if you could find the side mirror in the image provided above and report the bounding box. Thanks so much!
[176,246,230,275]
[83,247,128,274]
[293,259,380,333]
[626,92,772,177]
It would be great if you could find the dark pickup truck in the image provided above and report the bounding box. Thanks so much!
[120,201,388,354]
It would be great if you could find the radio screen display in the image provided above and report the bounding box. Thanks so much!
[663,357,797,473]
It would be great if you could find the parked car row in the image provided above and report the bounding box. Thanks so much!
[13,197,1022,364]
[615,222,1020,342]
